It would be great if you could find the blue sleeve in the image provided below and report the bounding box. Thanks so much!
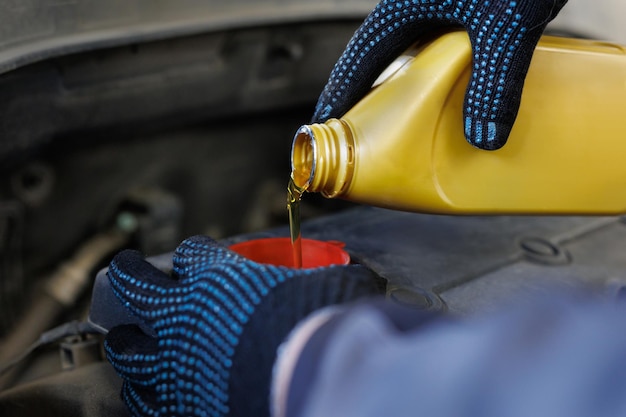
[276,294,626,417]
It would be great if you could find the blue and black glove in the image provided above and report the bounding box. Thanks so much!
[103,235,383,417]
[313,0,568,150]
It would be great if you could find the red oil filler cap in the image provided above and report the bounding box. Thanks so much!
[229,237,350,268]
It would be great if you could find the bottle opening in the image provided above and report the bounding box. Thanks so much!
[291,126,316,189]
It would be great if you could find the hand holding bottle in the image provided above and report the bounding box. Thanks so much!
[312,0,568,150]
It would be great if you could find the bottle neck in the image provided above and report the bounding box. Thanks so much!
[290,119,355,198]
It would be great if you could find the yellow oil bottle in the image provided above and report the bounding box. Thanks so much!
[290,31,626,214]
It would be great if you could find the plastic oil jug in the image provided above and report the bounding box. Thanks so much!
[290,31,626,214]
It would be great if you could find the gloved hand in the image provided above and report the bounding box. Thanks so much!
[103,235,382,417]
[313,0,568,150]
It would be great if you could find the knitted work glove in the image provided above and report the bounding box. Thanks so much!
[103,235,383,417]
[313,0,568,150]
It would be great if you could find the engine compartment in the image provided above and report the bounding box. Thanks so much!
[0,16,363,409]
[1,1,626,415]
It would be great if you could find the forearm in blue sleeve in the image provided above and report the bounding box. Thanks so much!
[274,295,626,417]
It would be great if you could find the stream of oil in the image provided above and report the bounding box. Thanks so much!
[287,177,307,268]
